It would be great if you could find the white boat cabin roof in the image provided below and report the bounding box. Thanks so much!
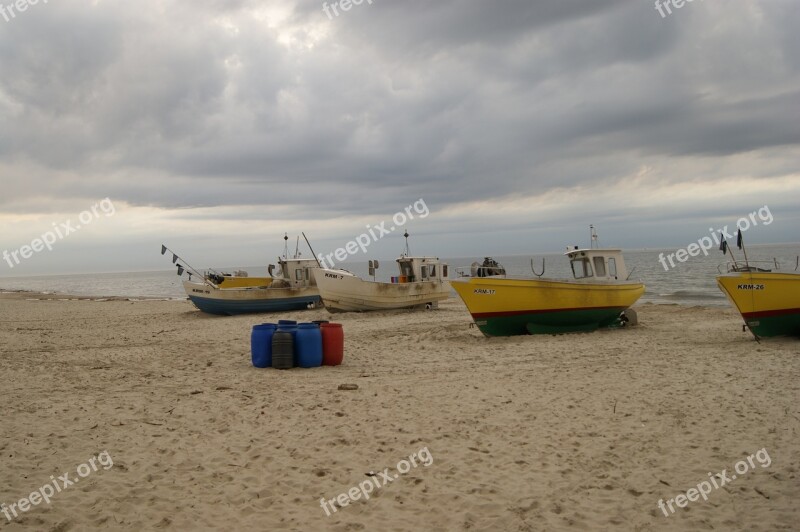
[564,248,630,281]
[396,256,441,263]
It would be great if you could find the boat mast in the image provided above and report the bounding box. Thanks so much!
[403,230,410,257]
[302,232,323,268]
[283,233,289,259]
[160,244,217,288]
[589,225,598,249]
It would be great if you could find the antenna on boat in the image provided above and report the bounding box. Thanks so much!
[295,236,301,258]
[403,230,410,257]
[737,229,750,269]
[283,233,289,259]
[589,225,598,249]
[719,232,741,269]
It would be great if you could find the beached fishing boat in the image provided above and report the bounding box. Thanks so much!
[313,232,450,312]
[451,229,644,336]
[715,234,800,338]
[161,237,322,316]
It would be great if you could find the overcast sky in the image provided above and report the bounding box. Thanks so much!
[1,0,798,276]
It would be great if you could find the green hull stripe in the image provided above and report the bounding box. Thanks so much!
[743,312,800,338]
[473,307,627,337]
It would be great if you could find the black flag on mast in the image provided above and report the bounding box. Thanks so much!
[719,235,728,255]
[737,229,743,249]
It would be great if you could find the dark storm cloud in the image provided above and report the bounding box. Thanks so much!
[0,0,798,225]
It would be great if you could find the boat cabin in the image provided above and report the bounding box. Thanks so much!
[394,257,448,283]
[565,248,629,281]
[272,258,320,287]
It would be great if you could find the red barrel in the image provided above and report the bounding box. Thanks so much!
[320,323,344,366]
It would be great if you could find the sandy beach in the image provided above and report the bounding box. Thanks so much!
[0,292,797,531]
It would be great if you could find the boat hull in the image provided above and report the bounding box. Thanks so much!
[314,270,450,312]
[451,277,645,336]
[716,272,800,337]
[183,281,320,316]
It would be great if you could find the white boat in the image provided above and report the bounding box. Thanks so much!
[313,232,450,312]
[181,257,321,316]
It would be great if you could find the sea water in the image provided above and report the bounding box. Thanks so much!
[1,245,797,307]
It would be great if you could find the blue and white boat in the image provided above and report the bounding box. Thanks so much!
[163,240,322,316]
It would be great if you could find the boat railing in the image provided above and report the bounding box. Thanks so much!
[717,259,780,274]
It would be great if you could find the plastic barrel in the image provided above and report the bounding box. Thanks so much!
[296,323,323,368]
[271,331,294,370]
[251,323,277,368]
[320,323,344,366]
[278,321,298,336]
[278,321,298,337]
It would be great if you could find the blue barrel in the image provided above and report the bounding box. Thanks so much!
[296,323,323,368]
[251,324,277,368]
[272,331,294,370]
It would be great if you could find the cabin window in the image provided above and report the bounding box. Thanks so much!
[420,266,428,279]
[430,265,436,278]
[593,257,606,277]
[571,258,593,279]
[295,269,303,281]
[608,258,617,278]
[442,265,448,278]
[399,262,413,277]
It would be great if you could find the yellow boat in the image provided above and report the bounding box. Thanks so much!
[716,261,800,338]
[451,248,644,336]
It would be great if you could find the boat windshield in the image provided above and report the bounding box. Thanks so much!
[593,257,606,277]
[571,258,593,279]
[399,261,414,277]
